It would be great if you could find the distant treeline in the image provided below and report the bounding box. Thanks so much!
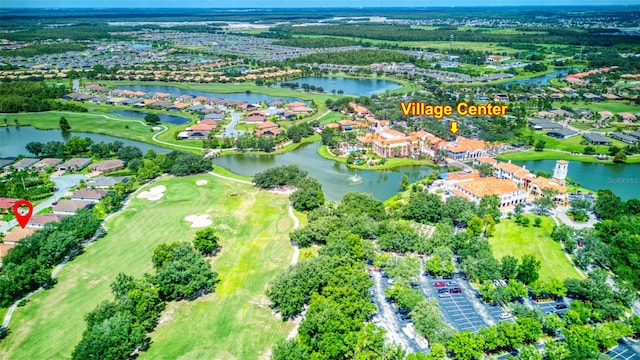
[272,36,361,48]
[0,81,86,113]
[0,43,86,57]
[275,24,640,46]
[291,49,414,66]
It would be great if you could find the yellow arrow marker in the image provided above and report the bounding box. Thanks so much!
[449,120,460,135]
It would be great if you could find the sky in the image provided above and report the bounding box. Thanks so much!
[2,0,640,8]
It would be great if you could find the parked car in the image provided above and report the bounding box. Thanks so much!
[446,281,458,287]
[433,282,446,287]
[443,275,453,280]
[387,279,395,285]
[555,304,568,310]
[439,292,451,298]
[438,288,450,294]
[449,288,462,294]
[499,312,512,319]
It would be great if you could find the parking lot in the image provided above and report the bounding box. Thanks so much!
[437,294,487,332]
[532,300,569,316]
[420,272,504,332]
[608,342,640,360]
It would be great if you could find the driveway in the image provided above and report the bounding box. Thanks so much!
[221,111,246,138]
[0,174,87,233]
[554,207,597,229]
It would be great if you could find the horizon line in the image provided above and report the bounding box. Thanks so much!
[3,4,640,9]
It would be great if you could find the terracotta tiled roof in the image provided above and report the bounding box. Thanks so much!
[0,198,19,210]
[456,178,520,198]
[4,227,36,242]
[445,136,487,153]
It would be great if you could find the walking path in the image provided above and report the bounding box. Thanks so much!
[550,214,589,279]
[50,111,203,150]
[207,171,252,185]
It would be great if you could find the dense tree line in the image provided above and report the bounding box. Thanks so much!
[72,242,218,359]
[268,193,390,359]
[272,36,360,48]
[234,134,276,152]
[277,24,640,46]
[0,210,101,307]
[286,122,314,143]
[0,43,86,57]
[0,81,86,113]
[253,165,309,189]
[291,49,415,66]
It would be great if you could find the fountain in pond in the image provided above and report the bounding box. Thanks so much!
[348,172,363,184]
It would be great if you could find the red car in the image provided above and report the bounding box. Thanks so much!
[433,282,446,287]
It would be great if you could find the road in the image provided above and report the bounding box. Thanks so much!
[370,271,414,353]
[222,111,246,138]
[0,174,87,233]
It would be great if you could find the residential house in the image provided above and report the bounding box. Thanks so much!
[27,214,66,228]
[547,128,578,139]
[583,132,612,145]
[0,159,14,169]
[608,132,637,144]
[89,159,125,173]
[348,102,369,117]
[33,158,63,171]
[0,198,19,213]
[618,112,637,122]
[71,188,109,202]
[256,121,279,131]
[528,118,563,131]
[3,226,36,243]
[58,158,92,171]
[86,176,129,189]
[53,199,94,215]
[12,158,40,170]
[338,119,363,132]
[245,111,267,123]
[598,111,614,120]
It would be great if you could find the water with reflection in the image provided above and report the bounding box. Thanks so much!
[213,142,436,201]
[115,85,301,103]
[110,110,191,125]
[279,76,401,96]
[1,126,169,157]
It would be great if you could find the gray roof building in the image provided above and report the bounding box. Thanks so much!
[583,132,612,145]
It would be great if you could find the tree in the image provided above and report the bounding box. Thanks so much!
[467,217,483,236]
[193,228,220,256]
[518,344,543,360]
[570,198,592,215]
[145,113,161,125]
[534,140,546,151]
[533,196,555,214]
[59,116,71,131]
[563,325,600,360]
[534,217,542,227]
[544,340,570,360]
[411,299,455,343]
[446,331,485,360]
[583,146,596,155]
[517,317,543,344]
[25,141,44,156]
[402,192,443,224]
[117,146,143,164]
[400,173,410,191]
[291,178,325,211]
[517,254,541,284]
[613,151,627,163]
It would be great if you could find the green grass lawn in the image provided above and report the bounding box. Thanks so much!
[318,111,345,125]
[531,131,629,154]
[489,215,582,281]
[0,175,295,359]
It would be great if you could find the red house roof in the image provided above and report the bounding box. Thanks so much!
[0,198,19,210]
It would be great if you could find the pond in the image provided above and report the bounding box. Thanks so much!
[501,68,575,87]
[513,159,639,201]
[0,126,170,158]
[212,142,436,202]
[114,84,301,104]
[110,110,191,125]
[280,76,402,96]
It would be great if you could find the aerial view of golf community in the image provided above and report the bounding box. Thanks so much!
[1,1,640,359]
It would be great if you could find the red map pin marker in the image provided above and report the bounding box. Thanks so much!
[13,200,34,229]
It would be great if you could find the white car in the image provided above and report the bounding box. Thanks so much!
[499,312,512,319]
[439,292,451,298]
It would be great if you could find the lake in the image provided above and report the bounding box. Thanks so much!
[114,85,301,104]
[212,142,436,202]
[281,76,402,96]
[0,126,169,157]
[513,159,639,201]
[501,68,575,87]
[110,110,191,125]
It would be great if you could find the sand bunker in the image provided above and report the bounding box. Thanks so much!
[196,180,208,186]
[137,185,167,201]
[185,214,212,228]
